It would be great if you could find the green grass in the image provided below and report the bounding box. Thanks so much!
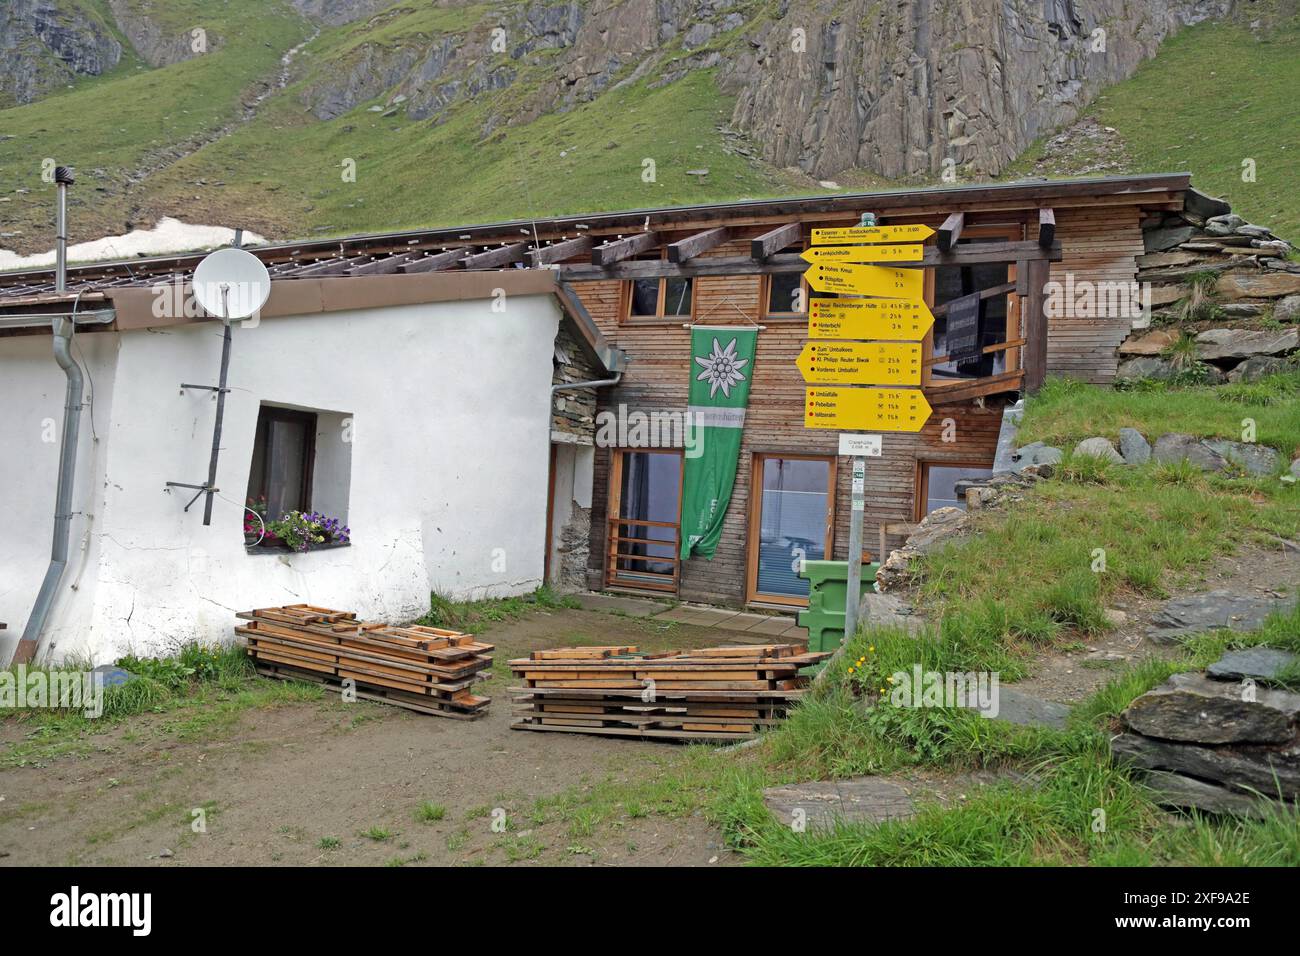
[1089,17,1300,241]
[414,801,447,823]
[1019,375,1300,461]
[0,0,310,250]
[418,585,579,631]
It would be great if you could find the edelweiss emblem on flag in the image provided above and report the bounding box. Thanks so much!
[694,336,749,398]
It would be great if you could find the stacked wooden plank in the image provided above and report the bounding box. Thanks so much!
[237,604,493,719]
[508,644,830,741]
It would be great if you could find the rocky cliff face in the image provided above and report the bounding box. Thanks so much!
[722,0,1234,179]
[293,0,1236,180]
[0,0,123,106]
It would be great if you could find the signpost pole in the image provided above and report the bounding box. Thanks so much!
[844,456,866,642]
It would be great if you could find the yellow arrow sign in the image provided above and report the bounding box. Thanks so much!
[809,297,934,342]
[804,262,924,299]
[797,341,921,386]
[805,387,933,432]
[811,224,935,245]
[800,244,925,264]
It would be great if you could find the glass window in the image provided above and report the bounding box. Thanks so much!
[923,464,993,515]
[629,278,660,317]
[246,406,317,522]
[663,277,693,315]
[755,457,830,598]
[612,450,682,584]
[931,237,1010,380]
[767,273,804,315]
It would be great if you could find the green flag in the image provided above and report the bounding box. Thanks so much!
[680,327,758,560]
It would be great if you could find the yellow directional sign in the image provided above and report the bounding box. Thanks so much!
[804,261,924,299]
[805,387,932,432]
[800,244,924,265]
[797,341,921,386]
[808,297,934,342]
[811,224,935,245]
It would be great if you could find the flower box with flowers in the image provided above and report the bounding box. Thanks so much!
[245,500,351,553]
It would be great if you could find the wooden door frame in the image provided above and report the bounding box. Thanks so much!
[544,443,558,585]
[745,451,838,608]
[604,446,685,594]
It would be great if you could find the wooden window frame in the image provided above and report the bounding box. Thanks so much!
[745,451,838,609]
[759,228,809,322]
[604,447,685,594]
[913,458,995,522]
[248,405,317,517]
[619,251,697,325]
[921,223,1024,389]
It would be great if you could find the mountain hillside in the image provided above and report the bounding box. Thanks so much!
[0,0,1295,257]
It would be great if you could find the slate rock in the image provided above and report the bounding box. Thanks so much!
[1226,355,1291,383]
[858,591,926,635]
[1121,672,1300,744]
[1201,439,1281,476]
[1118,329,1178,355]
[763,778,915,831]
[1138,770,1280,817]
[1195,328,1299,361]
[1274,294,1300,324]
[1118,427,1151,465]
[1111,732,1300,801]
[1206,647,1300,683]
[966,686,1070,729]
[1148,589,1292,643]
[1115,356,1173,383]
[1151,433,1226,472]
[1143,225,1197,253]
[1235,224,1273,239]
[1011,441,1062,470]
[1183,188,1232,221]
[1073,436,1124,463]
[1206,213,1246,231]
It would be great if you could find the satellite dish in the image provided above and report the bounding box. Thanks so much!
[192,247,271,321]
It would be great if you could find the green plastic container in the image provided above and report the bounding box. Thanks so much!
[796,559,880,655]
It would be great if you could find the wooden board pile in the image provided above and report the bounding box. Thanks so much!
[508,643,831,741]
[237,604,493,719]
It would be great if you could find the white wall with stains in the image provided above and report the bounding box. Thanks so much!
[0,294,560,664]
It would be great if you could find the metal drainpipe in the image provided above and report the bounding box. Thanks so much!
[10,166,83,667]
[551,373,622,393]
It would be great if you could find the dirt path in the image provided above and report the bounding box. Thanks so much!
[0,609,742,867]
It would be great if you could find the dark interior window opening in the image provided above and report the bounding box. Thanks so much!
[246,406,317,522]
[931,237,1009,381]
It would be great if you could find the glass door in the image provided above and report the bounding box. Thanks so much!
[747,454,835,606]
[606,449,682,593]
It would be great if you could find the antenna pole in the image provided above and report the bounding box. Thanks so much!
[200,284,234,526]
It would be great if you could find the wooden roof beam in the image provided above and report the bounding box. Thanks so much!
[1038,208,1056,248]
[591,232,659,266]
[666,226,729,263]
[937,212,964,252]
[346,252,420,276]
[462,242,529,270]
[527,235,593,267]
[399,249,468,273]
[750,222,801,259]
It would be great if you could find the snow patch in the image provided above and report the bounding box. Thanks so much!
[0,218,268,271]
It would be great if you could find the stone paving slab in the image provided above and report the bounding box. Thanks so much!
[678,607,743,626]
[573,593,669,618]
[714,613,772,631]
[746,616,800,635]
[764,778,915,830]
[653,606,709,623]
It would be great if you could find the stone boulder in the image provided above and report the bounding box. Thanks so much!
[1148,590,1294,644]
[1072,437,1123,463]
[1118,427,1151,465]
[1206,647,1300,683]
[1115,356,1173,383]
[1195,328,1299,362]
[1201,439,1282,476]
[1151,433,1227,471]
[1010,441,1062,470]
[1121,672,1300,745]
[1274,295,1300,324]
[1118,329,1178,356]
[876,507,968,592]
[1112,733,1300,802]
[763,778,915,830]
[1226,355,1293,383]
[858,591,927,635]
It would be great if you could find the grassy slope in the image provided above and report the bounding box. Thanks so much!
[1093,18,1300,240]
[0,0,309,247]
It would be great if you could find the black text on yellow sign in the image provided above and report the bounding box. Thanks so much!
[804,261,924,299]
[804,386,933,432]
[810,224,935,245]
[796,341,922,386]
[799,244,925,265]
[808,297,935,342]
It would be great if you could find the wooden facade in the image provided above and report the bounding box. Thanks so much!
[0,173,1192,609]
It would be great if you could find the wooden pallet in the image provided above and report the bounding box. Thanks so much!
[507,643,829,741]
[239,604,491,719]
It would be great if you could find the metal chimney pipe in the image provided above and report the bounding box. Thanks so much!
[55,165,74,292]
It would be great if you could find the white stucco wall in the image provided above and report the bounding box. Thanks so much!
[0,294,561,664]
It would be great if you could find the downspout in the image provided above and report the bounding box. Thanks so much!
[10,166,83,667]
[551,373,622,393]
